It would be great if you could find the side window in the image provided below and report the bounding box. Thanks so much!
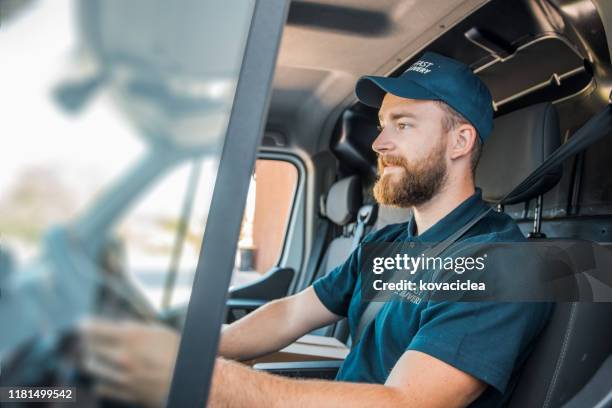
[115,158,298,310]
[234,159,298,286]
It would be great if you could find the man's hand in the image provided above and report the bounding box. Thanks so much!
[79,319,179,408]
[76,287,338,407]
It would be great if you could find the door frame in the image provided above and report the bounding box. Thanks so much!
[167,1,290,406]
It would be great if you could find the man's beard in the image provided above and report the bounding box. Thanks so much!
[373,141,448,208]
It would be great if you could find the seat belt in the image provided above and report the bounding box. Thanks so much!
[353,207,491,344]
[508,105,612,203]
[351,204,378,250]
[353,104,612,347]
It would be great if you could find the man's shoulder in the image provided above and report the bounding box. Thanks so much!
[463,208,526,243]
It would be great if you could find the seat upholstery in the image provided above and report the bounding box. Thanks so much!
[508,302,612,408]
[325,175,362,226]
[473,102,612,407]
[476,102,562,204]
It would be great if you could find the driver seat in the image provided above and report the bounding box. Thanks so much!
[476,102,612,407]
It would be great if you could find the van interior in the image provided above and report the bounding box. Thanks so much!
[2,0,612,406]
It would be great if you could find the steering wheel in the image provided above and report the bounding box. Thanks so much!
[0,225,173,406]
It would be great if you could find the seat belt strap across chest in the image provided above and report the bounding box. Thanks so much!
[352,207,491,345]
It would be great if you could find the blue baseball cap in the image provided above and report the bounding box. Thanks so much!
[355,52,494,141]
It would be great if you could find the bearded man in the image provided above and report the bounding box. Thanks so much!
[81,52,552,408]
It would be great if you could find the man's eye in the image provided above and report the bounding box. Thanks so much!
[398,123,410,130]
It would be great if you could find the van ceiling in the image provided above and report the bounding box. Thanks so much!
[266,0,612,159]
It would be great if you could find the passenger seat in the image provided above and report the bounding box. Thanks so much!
[314,175,363,282]
[311,176,377,341]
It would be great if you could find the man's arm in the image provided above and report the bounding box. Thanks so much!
[210,350,486,408]
[80,287,342,407]
[219,286,342,360]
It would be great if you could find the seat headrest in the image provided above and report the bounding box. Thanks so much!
[325,176,362,226]
[476,103,562,205]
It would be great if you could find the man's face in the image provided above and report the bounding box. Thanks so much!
[372,94,449,208]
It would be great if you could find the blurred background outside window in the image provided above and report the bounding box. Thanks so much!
[0,0,258,365]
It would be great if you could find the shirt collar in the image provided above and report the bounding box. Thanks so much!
[406,188,488,242]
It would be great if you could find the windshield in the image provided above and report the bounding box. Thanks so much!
[0,0,146,261]
[0,0,256,383]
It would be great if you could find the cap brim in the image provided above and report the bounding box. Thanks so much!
[355,75,440,108]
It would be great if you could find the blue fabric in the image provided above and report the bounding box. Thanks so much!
[313,189,552,407]
[355,51,494,141]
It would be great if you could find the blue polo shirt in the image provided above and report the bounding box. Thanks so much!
[313,189,553,407]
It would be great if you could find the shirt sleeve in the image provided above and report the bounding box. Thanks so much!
[312,246,361,317]
[407,301,552,394]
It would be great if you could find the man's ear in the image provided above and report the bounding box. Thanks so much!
[449,124,478,161]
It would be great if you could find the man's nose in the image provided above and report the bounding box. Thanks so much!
[372,130,394,155]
